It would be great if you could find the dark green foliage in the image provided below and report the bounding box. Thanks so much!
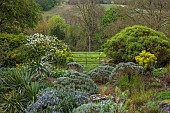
[0,33,26,67]
[118,75,145,90]
[35,0,59,11]
[51,68,67,78]
[0,41,9,67]
[47,15,68,40]
[104,25,170,67]
[0,0,41,34]
[101,7,120,27]
[53,71,99,94]
[0,33,26,49]
[50,26,66,39]
[87,65,115,83]
[158,91,170,100]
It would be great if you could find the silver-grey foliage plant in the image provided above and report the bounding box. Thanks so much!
[53,70,99,94]
[111,62,144,78]
[87,65,115,83]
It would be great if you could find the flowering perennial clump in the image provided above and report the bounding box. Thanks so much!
[26,33,68,53]
[25,88,60,113]
[25,87,91,113]
[135,50,157,69]
[25,33,69,63]
[55,48,73,65]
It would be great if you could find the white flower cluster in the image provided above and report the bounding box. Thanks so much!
[26,33,68,52]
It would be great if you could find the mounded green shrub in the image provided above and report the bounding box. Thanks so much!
[53,71,99,94]
[35,0,58,11]
[0,33,26,67]
[0,33,26,49]
[104,25,170,67]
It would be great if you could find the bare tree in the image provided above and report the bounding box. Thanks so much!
[76,0,98,52]
[127,0,170,36]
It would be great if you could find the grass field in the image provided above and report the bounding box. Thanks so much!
[42,4,79,19]
[42,4,119,19]
[72,52,106,71]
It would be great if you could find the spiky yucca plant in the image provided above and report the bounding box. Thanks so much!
[0,66,47,113]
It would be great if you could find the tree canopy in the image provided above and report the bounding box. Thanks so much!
[0,0,41,34]
[35,0,60,11]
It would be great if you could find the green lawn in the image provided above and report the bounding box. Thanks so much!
[72,52,106,71]
[42,4,118,19]
[42,4,79,19]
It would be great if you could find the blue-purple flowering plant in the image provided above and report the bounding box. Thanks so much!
[25,88,60,113]
[25,86,91,113]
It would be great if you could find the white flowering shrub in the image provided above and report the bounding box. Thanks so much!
[26,33,68,51]
[21,33,70,65]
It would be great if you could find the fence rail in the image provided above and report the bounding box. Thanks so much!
[72,52,106,66]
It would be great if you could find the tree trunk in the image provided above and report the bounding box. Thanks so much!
[88,35,91,52]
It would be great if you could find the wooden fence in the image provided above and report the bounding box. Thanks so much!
[72,52,106,66]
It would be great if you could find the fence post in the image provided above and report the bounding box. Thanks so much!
[86,52,87,66]
[99,52,100,65]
